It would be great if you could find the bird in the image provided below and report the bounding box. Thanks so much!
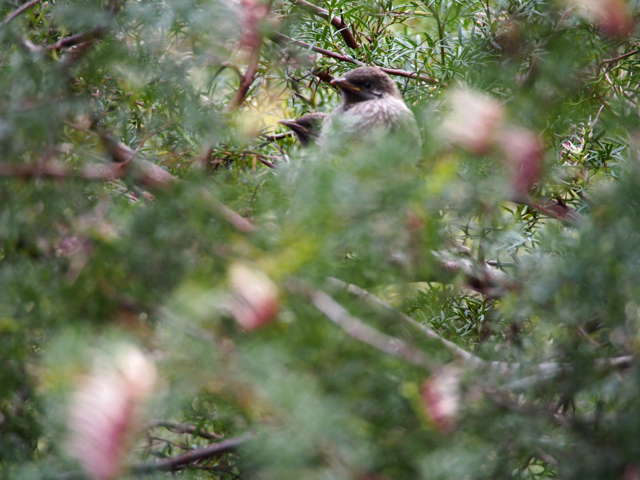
[277,112,328,147]
[318,66,421,152]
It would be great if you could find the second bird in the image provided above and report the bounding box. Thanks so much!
[278,112,328,147]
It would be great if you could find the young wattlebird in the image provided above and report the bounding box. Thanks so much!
[318,66,421,154]
[278,112,328,147]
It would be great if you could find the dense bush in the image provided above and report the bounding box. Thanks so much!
[1,0,640,478]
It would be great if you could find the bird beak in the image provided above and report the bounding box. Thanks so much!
[330,78,360,92]
[278,119,309,134]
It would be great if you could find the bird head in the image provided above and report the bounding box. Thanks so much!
[278,112,328,146]
[330,67,401,105]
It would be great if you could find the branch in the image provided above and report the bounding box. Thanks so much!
[271,33,439,84]
[287,281,432,368]
[500,355,634,391]
[289,0,360,49]
[69,121,257,233]
[40,0,123,53]
[225,49,262,111]
[0,161,125,180]
[436,251,514,299]
[97,130,178,188]
[198,188,256,233]
[146,419,224,440]
[326,278,484,367]
[261,131,294,142]
[131,435,250,473]
[514,196,579,224]
[598,48,639,71]
[2,0,44,26]
[225,1,272,111]
[47,29,107,51]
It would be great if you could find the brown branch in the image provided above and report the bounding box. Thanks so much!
[262,131,294,142]
[225,50,262,111]
[289,0,360,49]
[66,119,257,232]
[271,33,439,84]
[515,196,579,224]
[98,131,258,232]
[198,188,256,233]
[146,419,224,440]
[272,31,359,65]
[97,130,178,188]
[598,48,639,71]
[225,1,272,111]
[131,435,250,473]
[42,0,123,53]
[218,203,256,232]
[0,161,125,180]
[287,280,432,368]
[2,0,44,26]
[47,29,107,51]
[220,61,245,79]
[252,155,275,168]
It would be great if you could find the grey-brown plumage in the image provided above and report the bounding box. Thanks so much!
[318,67,421,151]
[278,113,328,147]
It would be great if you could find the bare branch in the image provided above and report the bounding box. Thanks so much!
[198,188,257,233]
[47,29,107,51]
[146,419,224,440]
[289,0,360,49]
[131,435,250,473]
[0,161,124,180]
[436,251,514,299]
[69,121,257,232]
[271,32,439,84]
[287,280,433,368]
[326,278,484,367]
[2,0,44,26]
[97,130,178,188]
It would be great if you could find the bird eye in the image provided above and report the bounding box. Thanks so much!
[364,82,372,88]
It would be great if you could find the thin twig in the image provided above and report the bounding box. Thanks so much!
[287,280,432,368]
[289,0,360,48]
[2,0,44,26]
[271,32,439,84]
[131,435,250,473]
[261,131,294,142]
[273,31,358,64]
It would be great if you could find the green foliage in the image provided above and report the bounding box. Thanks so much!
[1,0,640,479]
